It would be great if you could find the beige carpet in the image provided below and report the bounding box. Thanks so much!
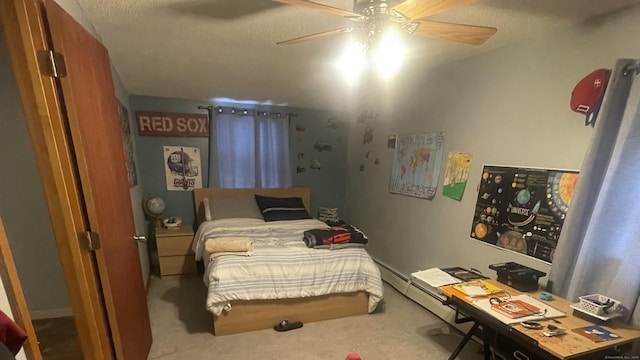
[147,276,484,360]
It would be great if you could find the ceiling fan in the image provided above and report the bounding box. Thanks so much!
[274,0,497,46]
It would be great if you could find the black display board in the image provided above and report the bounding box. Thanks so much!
[470,165,579,263]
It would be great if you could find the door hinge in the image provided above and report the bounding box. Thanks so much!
[79,231,101,251]
[37,49,67,78]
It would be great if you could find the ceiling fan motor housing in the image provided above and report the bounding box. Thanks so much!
[354,0,404,14]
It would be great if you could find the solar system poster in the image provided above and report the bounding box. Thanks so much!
[470,165,579,263]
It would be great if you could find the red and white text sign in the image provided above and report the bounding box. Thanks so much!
[135,111,209,137]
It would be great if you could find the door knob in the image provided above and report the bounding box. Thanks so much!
[133,235,147,242]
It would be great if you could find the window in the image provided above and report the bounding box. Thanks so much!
[214,112,291,188]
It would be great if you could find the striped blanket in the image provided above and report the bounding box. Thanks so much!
[192,218,384,316]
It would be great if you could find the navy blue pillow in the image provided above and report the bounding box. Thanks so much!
[254,195,312,222]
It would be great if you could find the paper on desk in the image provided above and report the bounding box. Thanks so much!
[460,285,490,297]
[475,294,565,325]
[411,268,463,288]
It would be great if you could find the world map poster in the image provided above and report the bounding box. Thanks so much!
[389,132,446,200]
[470,165,579,263]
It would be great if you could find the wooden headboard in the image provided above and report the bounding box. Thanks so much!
[193,188,311,225]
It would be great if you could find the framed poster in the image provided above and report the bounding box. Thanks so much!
[163,146,202,191]
[118,103,138,187]
[389,132,445,200]
[470,165,579,263]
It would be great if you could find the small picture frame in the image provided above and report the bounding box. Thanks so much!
[387,134,397,149]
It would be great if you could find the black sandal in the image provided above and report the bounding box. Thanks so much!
[274,320,303,332]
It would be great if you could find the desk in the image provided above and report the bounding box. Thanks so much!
[439,279,640,360]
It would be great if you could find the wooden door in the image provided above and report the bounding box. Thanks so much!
[43,1,152,359]
[1,0,113,358]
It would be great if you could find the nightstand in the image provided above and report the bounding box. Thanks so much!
[155,224,196,277]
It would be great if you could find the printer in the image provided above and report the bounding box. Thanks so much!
[489,262,547,292]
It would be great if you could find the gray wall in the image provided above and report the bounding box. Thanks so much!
[344,6,640,283]
[0,28,72,318]
[129,96,210,227]
[112,69,151,287]
[130,95,349,226]
[289,107,348,218]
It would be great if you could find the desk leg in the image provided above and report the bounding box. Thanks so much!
[448,322,480,360]
[483,337,490,360]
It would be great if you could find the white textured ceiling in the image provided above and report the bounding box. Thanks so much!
[73,0,640,109]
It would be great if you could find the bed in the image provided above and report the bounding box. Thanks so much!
[192,188,384,335]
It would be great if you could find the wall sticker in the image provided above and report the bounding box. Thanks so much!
[313,141,333,152]
[325,117,342,129]
[357,109,378,124]
[310,159,322,170]
[363,127,373,144]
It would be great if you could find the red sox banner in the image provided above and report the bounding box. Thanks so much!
[136,111,209,137]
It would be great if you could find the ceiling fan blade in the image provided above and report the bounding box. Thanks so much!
[273,0,359,17]
[277,28,352,45]
[413,20,496,45]
[393,0,479,20]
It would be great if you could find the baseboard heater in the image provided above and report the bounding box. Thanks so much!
[373,258,474,335]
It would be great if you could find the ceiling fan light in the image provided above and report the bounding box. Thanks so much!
[336,40,366,82]
[373,29,405,78]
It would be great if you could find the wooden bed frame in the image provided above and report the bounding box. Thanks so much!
[193,188,369,336]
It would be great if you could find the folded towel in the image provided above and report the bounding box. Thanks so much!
[210,251,253,259]
[205,237,253,253]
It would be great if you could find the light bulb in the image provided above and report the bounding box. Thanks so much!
[335,39,366,83]
[373,29,405,79]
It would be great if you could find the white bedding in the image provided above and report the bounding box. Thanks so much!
[192,218,384,316]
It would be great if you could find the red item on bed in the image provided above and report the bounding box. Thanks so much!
[345,353,361,360]
[303,225,368,248]
[0,310,27,355]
